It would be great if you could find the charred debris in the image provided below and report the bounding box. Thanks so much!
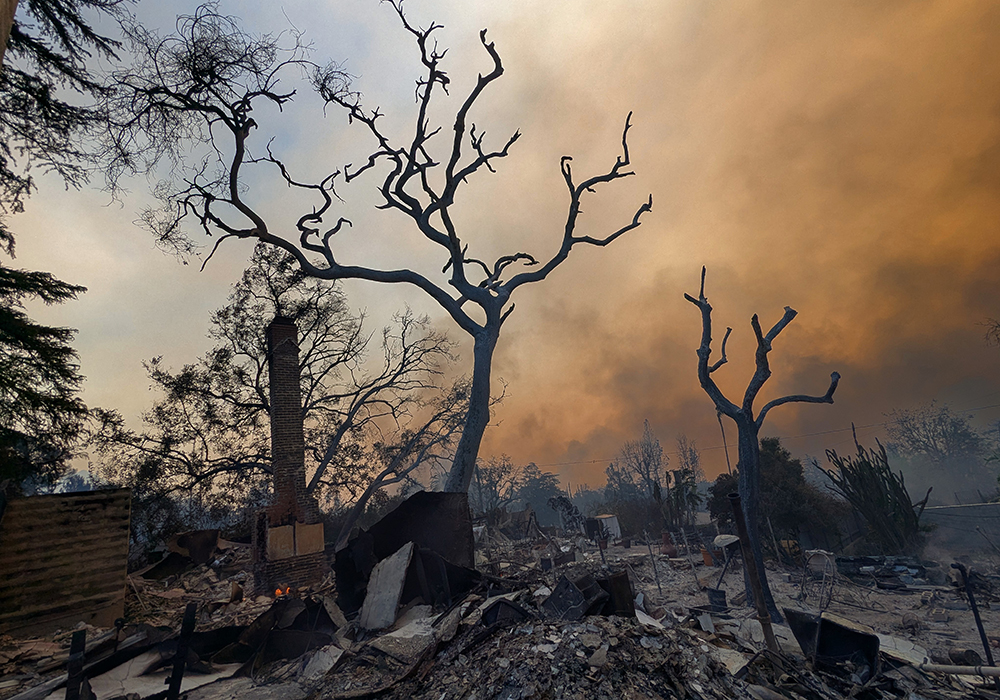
[4,493,1000,700]
[4,317,1000,699]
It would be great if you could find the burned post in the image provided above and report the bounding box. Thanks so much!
[253,316,328,594]
[166,603,196,700]
[644,530,662,595]
[64,630,87,700]
[951,562,999,691]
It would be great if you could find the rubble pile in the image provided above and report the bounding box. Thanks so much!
[126,545,274,631]
[8,502,1000,700]
[0,626,108,696]
[394,608,738,700]
[741,649,989,699]
[0,533,330,700]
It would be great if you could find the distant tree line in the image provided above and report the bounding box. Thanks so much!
[883,401,998,503]
[470,454,563,528]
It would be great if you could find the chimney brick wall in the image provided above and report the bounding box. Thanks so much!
[253,316,327,593]
[265,316,319,525]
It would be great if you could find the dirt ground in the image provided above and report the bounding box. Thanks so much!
[590,542,1000,664]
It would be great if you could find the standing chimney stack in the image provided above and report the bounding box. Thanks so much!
[253,316,327,593]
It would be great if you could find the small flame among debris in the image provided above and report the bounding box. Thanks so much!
[274,587,291,597]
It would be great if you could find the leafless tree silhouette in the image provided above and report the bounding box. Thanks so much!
[101,3,652,493]
[685,267,840,621]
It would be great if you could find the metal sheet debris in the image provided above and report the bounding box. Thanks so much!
[359,542,415,630]
[785,607,881,681]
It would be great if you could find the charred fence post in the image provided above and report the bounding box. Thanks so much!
[644,531,662,595]
[729,493,778,653]
[166,603,197,700]
[65,630,86,700]
[952,562,999,691]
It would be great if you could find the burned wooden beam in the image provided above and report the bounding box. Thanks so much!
[166,603,196,700]
[64,631,86,700]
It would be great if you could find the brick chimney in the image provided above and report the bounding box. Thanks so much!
[252,316,327,593]
[266,316,318,525]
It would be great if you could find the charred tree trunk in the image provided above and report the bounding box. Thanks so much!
[0,0,18,65]
[735,413,779,621]
[445,326,499,493]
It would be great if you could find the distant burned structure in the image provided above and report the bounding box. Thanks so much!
[0,489,131,635]
[253,316,328,593]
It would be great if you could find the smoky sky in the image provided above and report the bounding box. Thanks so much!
[15,0,1000,488]
[477,0,1000,485]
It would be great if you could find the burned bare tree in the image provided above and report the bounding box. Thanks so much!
[90,244,465,547]
[685,267,840,620]
[470,454,522,517]
[617,419,666,500]
[671,434,703,528]
[100,3,652,494]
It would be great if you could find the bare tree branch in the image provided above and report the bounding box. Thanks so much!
[504,113,652,292]
[710,327,732,373]
[684,267,740,417]
[755,371,841,428]
[743,306,797,413]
